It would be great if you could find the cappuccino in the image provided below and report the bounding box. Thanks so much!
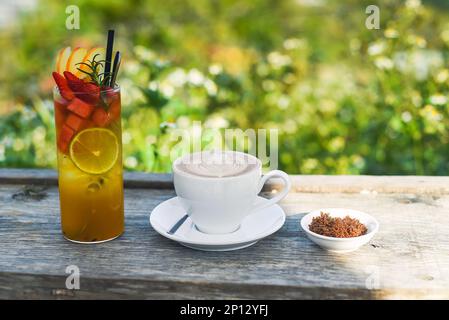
[175,151,259,178]
[173,151,291,234]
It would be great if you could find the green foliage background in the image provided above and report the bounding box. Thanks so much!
[0,0,448,174]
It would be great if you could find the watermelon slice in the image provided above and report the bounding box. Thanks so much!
[67,98,95,119]
[54,103,67,132]
[109,102,120,121]
[92,108,111,127]
[65,113,86,131]
[58,124,75,153]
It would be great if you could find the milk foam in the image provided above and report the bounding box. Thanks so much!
[177,151,257,177]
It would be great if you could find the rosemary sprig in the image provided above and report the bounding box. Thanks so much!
[75,54,111,110]
[76,54,110,87]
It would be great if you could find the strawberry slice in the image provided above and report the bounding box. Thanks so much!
[82,82,100,104]
[52,72,74,101]
[63,71,100,104]
[63,71,85,92]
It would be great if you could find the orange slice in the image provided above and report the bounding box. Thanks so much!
[78,47,106,80]
[55,47,72,74]
[69,128,119,174]
[66,47,88,77]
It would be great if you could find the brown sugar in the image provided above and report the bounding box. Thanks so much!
[309,212,367,238]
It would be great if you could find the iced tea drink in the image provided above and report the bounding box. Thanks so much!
[52,42,124,243]
[53,86,124,243]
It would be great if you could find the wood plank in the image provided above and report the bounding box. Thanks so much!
[1,169,449,194]
[1,182,448,299]
[0,168,173,189]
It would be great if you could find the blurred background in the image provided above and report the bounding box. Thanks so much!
[0,0,448,175]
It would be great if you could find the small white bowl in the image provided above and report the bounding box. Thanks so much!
[300,208,379,253]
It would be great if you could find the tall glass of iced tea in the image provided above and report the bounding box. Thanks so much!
[53,85,124,243]
[52,39,124,243]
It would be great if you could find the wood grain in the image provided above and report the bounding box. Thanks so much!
[1,170,449,299]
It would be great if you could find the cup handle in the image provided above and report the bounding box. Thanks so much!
[251,170,291,213]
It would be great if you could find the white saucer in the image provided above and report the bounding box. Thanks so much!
[149,196,286,251]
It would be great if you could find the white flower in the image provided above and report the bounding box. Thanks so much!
[283,38,304,50]
[204,79,217,95]
[405,0,421,9]
[430,94,447,105]
[148,81,158,90]
[122,131,133,144]
[122,131,132,144]
[160,82,175,97]
[368,42,385,56]
[187,69,205,86]
[267,51,291,68]
[166,68,187,87]
[401,111,412,123]
[393,50,443,81]
[177,116,191,128]
[205,116,229,129]
[125,156,138,168]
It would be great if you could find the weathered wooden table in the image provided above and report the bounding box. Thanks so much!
[1,168,448,299]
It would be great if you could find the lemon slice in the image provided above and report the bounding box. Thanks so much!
[69,128,119,174]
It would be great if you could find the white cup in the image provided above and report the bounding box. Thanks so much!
[173,151,291,234]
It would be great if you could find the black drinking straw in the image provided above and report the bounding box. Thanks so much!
[110,51,121,87]
[104,29,115,86]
